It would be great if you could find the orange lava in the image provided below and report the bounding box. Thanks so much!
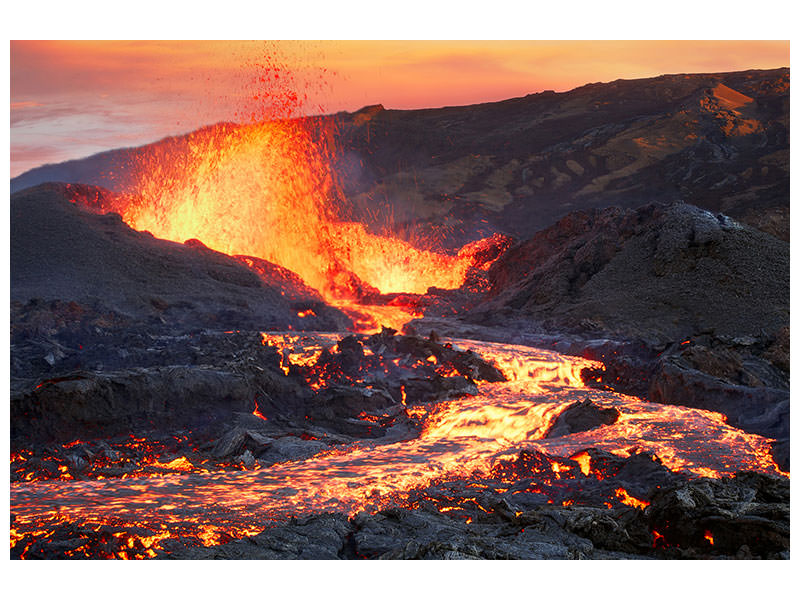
[125,120,473,297]
[112,117,481,332]
[614,487,650,510]
[10,337,787,558]
[62,57,506,333]
[570,450,592,477]
[158,456,195,472]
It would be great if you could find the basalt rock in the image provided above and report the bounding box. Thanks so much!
[11,366,257,444]
[350,505,597,560]
[365,327,506,383]
[10,183,351,333]
[648,359,789,440]
[254,436,330,466]
[544,399,620,438]
[10,327,300,448]
[472,202,788,347]
[645,472,790,558]
[160,513,353,560]
[770,439,790,473]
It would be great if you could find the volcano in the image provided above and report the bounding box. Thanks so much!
[9,67,789,560]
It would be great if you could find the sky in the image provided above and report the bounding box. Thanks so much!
[8,39,791,177]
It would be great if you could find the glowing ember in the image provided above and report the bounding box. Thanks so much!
[158,457,195,472]
[570,451,592,477]
[614,487,650,510]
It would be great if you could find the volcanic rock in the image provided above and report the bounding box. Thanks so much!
[365,327,506,383]
[472,202,788,345]
[770,440,790,473]
[544,399,620,438]
[351,506,598,560]
[211,428,249,458]
[304,386,399,438]
[645,472,789,558]
[10,183,351,332]
[254,436,330,465]
[9,328,300,448]
[564,507,652,555]
[648,358,789,440]
[12,366,257,444]
[160,513,353,560]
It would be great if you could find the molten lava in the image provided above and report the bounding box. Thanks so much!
[11,335,785,559]
[104,118,484,332]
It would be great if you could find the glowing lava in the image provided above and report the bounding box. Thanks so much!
[61,55,507,333]
[103,117,483,333]
[10,337,786,558]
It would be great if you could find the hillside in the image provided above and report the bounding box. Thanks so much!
[12,68,789,244]
[10,183,349,333]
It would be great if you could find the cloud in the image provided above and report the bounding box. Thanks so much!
[11,101,45,109]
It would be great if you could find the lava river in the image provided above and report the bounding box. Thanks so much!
[10,335,785,555]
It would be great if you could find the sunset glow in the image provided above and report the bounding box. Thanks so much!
[10,40,789,176]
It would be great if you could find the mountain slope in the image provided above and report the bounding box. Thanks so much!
[11,68,789,244]
[10,183,349,332]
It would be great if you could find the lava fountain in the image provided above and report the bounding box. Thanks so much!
[71,54,504,331]
[105,115,483,331]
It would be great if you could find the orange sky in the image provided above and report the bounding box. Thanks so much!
[10,40,789,176]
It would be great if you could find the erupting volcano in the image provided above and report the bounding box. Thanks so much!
[123,120,480,301]
[75,71,504,334]
[10,44,790,563]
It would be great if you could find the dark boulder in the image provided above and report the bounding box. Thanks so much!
[544,399,620,438]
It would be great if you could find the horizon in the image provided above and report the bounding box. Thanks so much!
[10,40,789,177]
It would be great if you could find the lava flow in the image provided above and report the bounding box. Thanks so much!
[10,335,785,559]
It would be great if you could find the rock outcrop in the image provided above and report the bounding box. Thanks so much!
[10,183,350,332]
[471,202,788,345]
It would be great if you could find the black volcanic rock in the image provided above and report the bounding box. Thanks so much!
[10,183,350,332]
[645,472,789,558]
[648,359,789,440]
[471,202,788,345]
[544,399,620,438]
[9,329,299,445]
